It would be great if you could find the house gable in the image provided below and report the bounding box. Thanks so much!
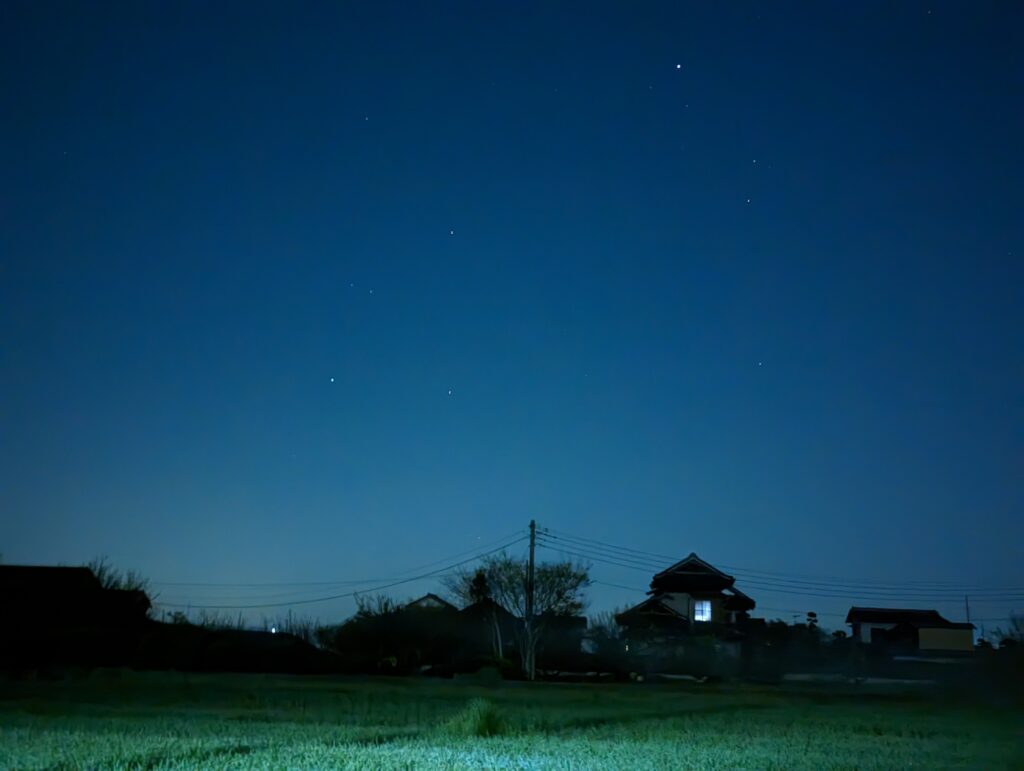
[404,593,457,612]
[650,552,736,593]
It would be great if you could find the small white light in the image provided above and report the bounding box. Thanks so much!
[271,627,277,634]
[676,64,682,70]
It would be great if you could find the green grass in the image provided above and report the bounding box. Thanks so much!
[0,670,1020,769]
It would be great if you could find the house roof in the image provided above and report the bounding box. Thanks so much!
[845,607,974,629]
[650,552,738,593]
[404,593,457,612]
[0,565,151,626]
[615,595,687,625]
[721,586,756,611]
[652,552,734,582]
[537,612,587,631]
[0,565,102,595]
[460,597,516,620]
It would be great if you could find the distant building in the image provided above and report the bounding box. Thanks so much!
[404,593,586,668]
[403,593,458,612]
[0,564,153,672]
[459,597,518,657]
[845,607,974,653]
[616,553,757,647]
[0,564,151,629]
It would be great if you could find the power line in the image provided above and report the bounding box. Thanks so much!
[151,528,528,588]
[543,527,1023,592]
[155,536,527,610]
[538,539,1024,604]
[592,579,647,592]
[540,530,1024,598]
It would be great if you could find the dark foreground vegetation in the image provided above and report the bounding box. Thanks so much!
[1,670,1021,770]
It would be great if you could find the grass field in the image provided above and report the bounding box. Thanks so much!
[1,670,1021,769]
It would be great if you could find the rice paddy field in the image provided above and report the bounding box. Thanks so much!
[0,670,1021,770]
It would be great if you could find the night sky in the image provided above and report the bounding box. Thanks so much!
[2,2,1021,631]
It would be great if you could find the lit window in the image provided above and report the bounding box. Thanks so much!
[694,600,711,622]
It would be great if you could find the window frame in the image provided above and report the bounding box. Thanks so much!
[693,599,712,622]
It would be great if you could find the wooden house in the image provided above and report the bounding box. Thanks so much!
[616,553,756,644]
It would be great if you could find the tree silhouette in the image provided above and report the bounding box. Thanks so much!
[444,553,590,679]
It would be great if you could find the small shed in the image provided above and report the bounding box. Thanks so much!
[845,607,974,652]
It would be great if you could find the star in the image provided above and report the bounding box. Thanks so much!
[746,198,751,203]
[676,64,682,70]
[752,159,757,164]
[330,377,335,383]
[757,362,763,367]
[449,229,455,235]
[447,389,452,396]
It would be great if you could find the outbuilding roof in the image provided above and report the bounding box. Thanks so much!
[845,607,974,629]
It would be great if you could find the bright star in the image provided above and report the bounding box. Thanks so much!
[676,64,682,69]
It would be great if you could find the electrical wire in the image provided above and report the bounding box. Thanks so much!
[542,527,1024,591]
[540,530,1024,598]
[151,528,528,588]
[155,536,528,610]
[538,538,1024,603]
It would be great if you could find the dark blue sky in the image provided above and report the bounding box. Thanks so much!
[2,2,1021,629]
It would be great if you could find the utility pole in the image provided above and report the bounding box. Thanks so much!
[526,518,537,680]
[965,594,971,625]
[527,519,536,622]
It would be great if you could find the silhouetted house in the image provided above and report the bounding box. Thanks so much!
[845,607,974,653]
[460,597,518,654]
[536,612,588,667]
[404,593,458,612]
[0,564,153,671]
[0,565,151,629]
[616,553,756,645]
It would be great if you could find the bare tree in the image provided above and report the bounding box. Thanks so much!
[275,609,320,645]
[444,569,506,660]
[354,594,402,617]
[994,613,1023,647]
[86,556,151,593]
[85,556,155,618]
[444,553,590,679]
[196,610,248,630]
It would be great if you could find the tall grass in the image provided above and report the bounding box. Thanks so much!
[438,698,506,738]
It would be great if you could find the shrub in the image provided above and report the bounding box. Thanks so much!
[439,698,506,738]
